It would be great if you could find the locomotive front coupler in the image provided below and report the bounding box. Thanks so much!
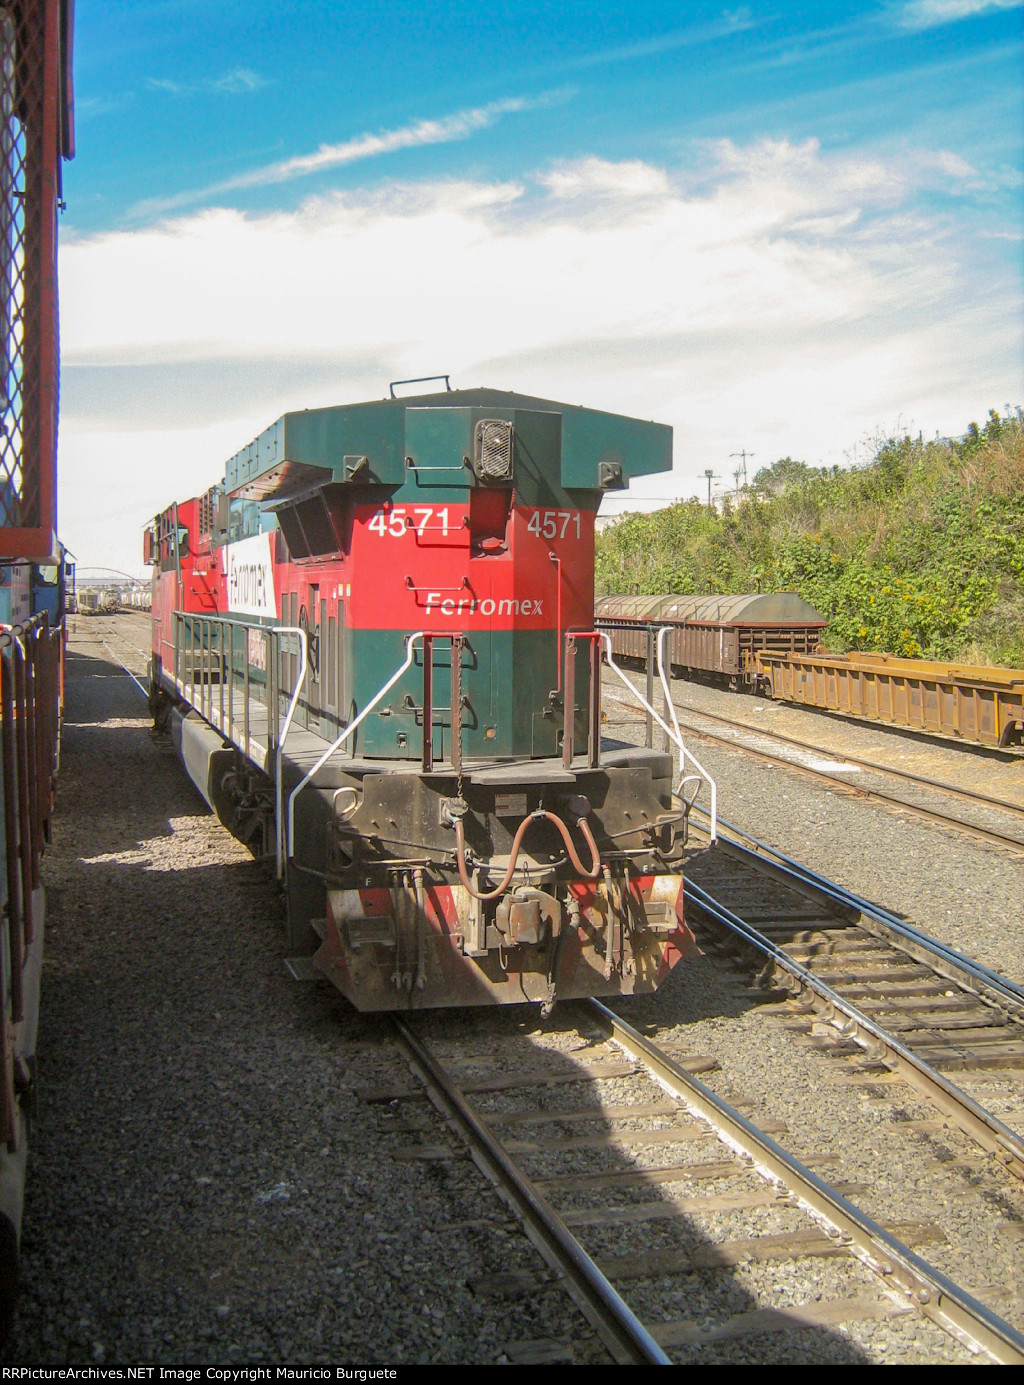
[494,888,562,948]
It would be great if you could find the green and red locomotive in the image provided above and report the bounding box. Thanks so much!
[146,386,699,1012]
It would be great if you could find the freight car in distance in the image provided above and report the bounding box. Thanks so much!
[595,592,826,690]
[596,593,1024,750]
[757,650,1024,749]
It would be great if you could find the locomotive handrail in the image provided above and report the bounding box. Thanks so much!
[175,612,262,749]
[273,625,308,879]
[172,613,308,878]
[655,624,718,841]
[600,630,718,841]
[0,611,53,646]
[390,374,451,397]
[0,611,61,1150]
[561,630,601,769]
[285,631,429,866]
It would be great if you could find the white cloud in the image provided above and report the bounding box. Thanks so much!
[58,139,1022,572]
[212,68,267,95]
[897,0,1022,30]
[144,68,270,100]
[133,93,568,217]
[556,9,757,70]
[237,99,534,188]
[145,77,188,95]
[922,149,977,178]
[542,157,671,199]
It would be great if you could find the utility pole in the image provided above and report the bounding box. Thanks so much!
[703,468,718,508]
[730,449,755,489]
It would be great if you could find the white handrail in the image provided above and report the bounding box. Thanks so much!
[656,625,716,840]
[285,631,427,865]
[273,626,308,878]
[600,630,717,842]
[656,625,685,747]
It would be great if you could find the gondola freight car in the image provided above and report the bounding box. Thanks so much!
[146,388,705,1013]
[595,592,826,690]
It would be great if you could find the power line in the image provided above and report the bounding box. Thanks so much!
[729,448,755,489]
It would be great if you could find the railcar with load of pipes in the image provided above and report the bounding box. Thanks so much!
[145,387,715,1012]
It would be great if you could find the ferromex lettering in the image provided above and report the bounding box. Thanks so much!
[226,533,278,619]
[423,593,543,618]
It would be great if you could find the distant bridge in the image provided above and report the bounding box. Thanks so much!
[75,568,149,589]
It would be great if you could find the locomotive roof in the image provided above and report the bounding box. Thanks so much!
[223,388,672,500]
[595,592,827,625]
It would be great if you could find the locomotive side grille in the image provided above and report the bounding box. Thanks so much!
[198,486,217,536]
[474,419,514,482]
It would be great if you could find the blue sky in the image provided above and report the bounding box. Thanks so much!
[59,0,1023,573]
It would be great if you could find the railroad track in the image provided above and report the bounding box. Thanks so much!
[684,816,1024,1184]
[604,688,1024,856]
[75,615,152,694]
[677,701,1024,815]
[364,1006,1024,1364]
[94,626,1024,1166]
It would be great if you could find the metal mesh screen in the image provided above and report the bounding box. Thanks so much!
[474,419,514,481]
[0,0,59,539]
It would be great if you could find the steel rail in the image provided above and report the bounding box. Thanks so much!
[672,701,1024,823]
[584,999,1024,1365]
[607,688,1024,855]
[390,1016,671,1365]
[92,615,153,670]
[689,806,1024,1012]
[677,708,1024,855]
[681,875,1024,1182]
[93,625,151,699]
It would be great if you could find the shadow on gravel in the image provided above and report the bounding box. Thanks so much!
[62,648,144,701]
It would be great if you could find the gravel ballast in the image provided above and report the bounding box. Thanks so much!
[6,617,1024,1363]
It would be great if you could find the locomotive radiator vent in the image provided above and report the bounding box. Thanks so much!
[474,419,514,481]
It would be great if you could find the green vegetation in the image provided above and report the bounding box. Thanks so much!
[595,409,1024,667]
